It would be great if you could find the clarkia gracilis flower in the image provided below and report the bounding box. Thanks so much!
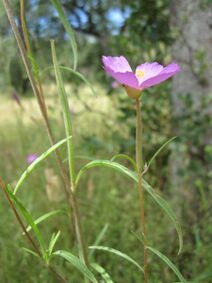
[102,56,181,98]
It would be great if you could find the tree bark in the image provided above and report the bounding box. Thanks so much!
[170,0,212,219]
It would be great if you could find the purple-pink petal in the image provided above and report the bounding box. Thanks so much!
[140,63,181,89]
[102,56,132,73]
[103,65,139,89]
[135,62,164,84]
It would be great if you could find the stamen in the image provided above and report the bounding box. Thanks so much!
[136,70,145,78]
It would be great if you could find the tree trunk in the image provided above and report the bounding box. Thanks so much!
[170,0,212,220]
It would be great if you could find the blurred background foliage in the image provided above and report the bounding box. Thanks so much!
[0,0,211,282]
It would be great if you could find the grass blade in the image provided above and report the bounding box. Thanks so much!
[14,136,72,194]
[89,246,143,273]
[6,185,46,256]
[49,231,61,256]
[42,65,96,97]
[76,159,183,254]
[76,160,136,186]
[51,41,75,184]
[148,136,177,168]
[25,209,67,233]
[91,263,114,283]
[111,154,137,171]
[89,224,109,258]
[59,66,96,96]
[51,0,78,70]
[54,250,98,283]
[22,247,39,258]
[147,246,187,282]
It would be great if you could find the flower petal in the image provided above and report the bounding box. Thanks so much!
[140,63,181,89]
[102,56,132,73]
[104,65,140,89]
[102,56,139,88]
[135,62,164,84]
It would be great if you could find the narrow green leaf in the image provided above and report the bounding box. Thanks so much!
[89,246,143,273]
[42,65,96,97]
[89,224,109,258]
[91,263,114,283]
[51,41,76,184]
[49,231,61,256]
[7,185,46,256]
[22,247,39,258]
[25,209,67,233]
[147,246,187,283]
[14,136,72,194]
[148,136,177,168]
[149,189,183,255]
[51,0,78,70]
[54,250,98,283]
[75,160,136,186]
[76,159,183,254]
[59,66,96,96]
[111,154,137,171]
[28,52,40,80]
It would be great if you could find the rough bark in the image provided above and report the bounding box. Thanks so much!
[170,0,212,219]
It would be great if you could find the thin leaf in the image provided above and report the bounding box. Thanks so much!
[49,231,61,256]
[22,247,39,258]
[91,263,114,283]
[42,65,96,97]
[89,224,109,258]
[14,136,72,194]
[6,186,46,256]
[149,189,183,255]
[60,66,96,96]
[111,154,137,171]
[147,246,186,283]
[51,41,76,184]
[75,160,136,186]
[25,209,67,233]
[89,246,143,273]
[148,136,177,168]
[54,250,98,283]
[76,159,183,254]
[51,0,78,70]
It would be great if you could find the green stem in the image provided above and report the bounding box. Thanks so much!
[51,42,89,271]
[135,98,148,283]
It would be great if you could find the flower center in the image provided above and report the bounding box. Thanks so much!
[135,70,145,78]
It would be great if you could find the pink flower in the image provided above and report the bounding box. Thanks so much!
[26,154,38,164]
[102,56,181,98]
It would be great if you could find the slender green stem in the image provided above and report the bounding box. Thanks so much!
[51,42,89,271]
[135,98,148,283]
